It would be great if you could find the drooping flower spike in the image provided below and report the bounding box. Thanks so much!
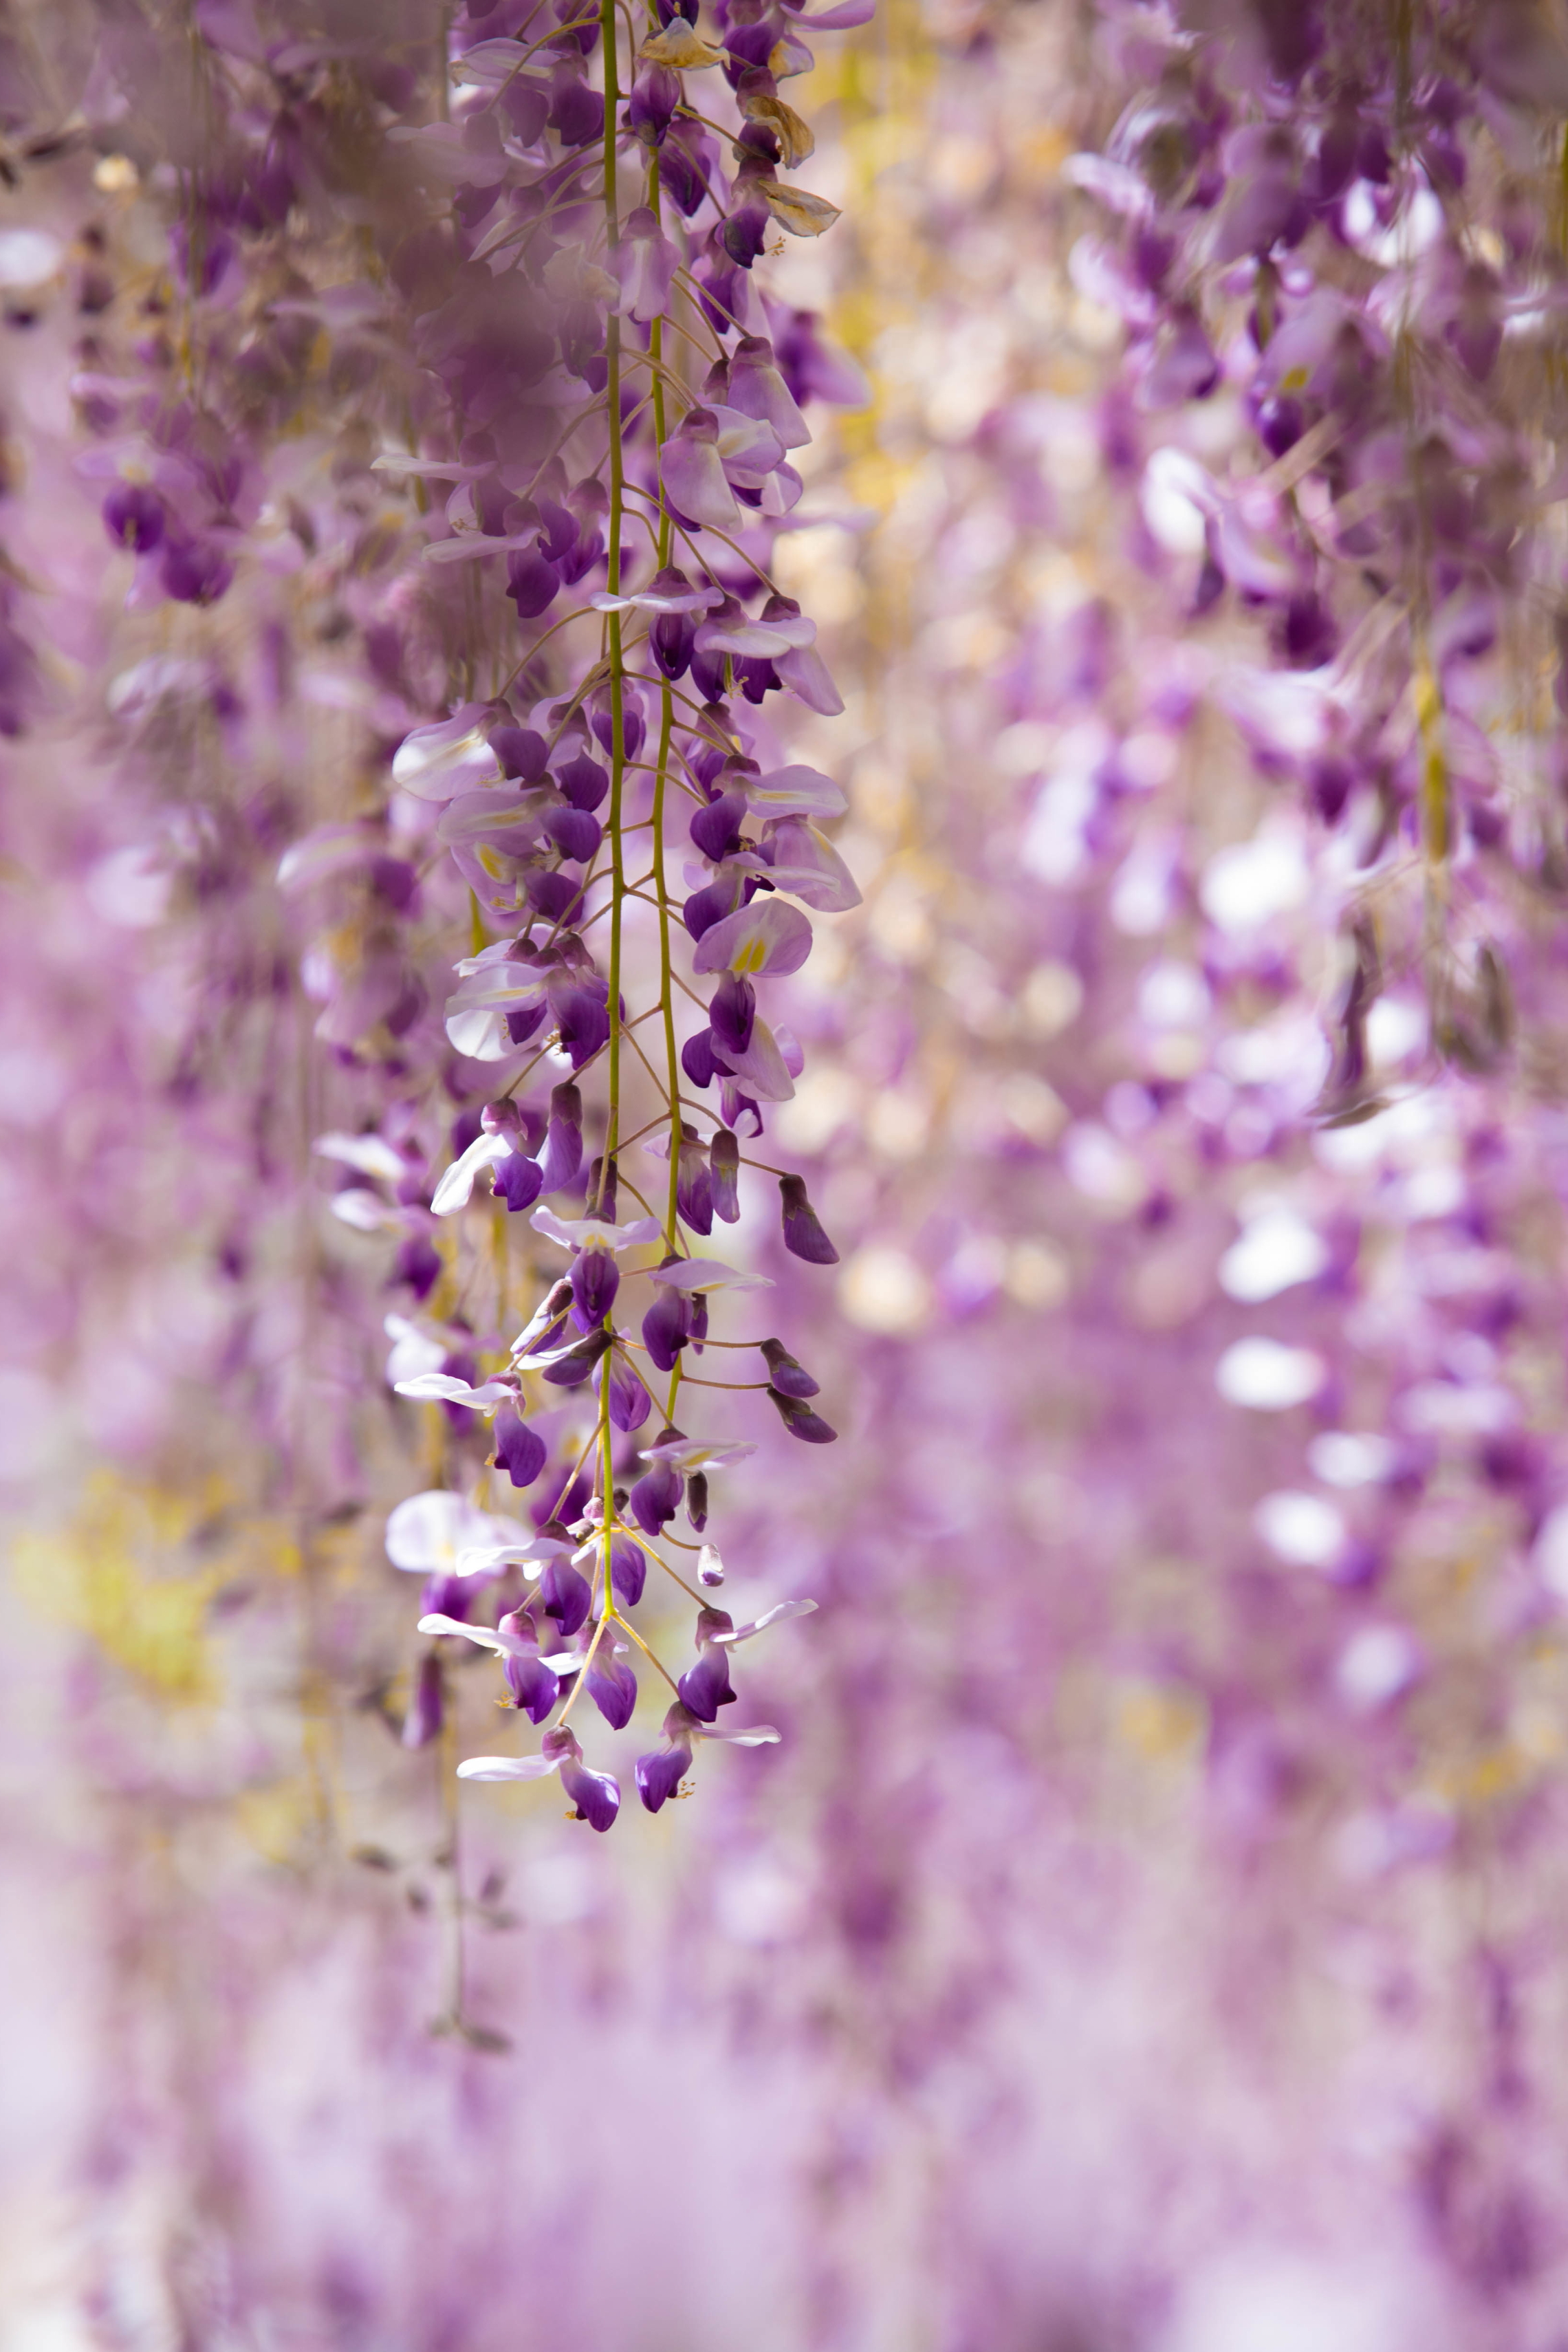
[307,0,871,1823]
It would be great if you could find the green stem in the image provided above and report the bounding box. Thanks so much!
[645,156,685,1248]
[598,0,626,1217]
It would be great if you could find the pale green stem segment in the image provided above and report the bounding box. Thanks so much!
[598,0,627,1228]
[591,0,628,1592]
[646,149,686,1252]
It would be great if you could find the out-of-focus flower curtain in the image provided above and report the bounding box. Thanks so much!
[8,1,1568,2345]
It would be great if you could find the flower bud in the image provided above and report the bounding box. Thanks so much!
[760,1336,819,1397]
[778,1173,838,1265]
[767,1386,837,1444]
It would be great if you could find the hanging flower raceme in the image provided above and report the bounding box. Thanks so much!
[297,0,877,1829]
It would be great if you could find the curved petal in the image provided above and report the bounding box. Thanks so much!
[691,898,814,978]
[455,1534,573,1576]
[530,1206,663,1254]
[314,1132,409,1184]
[431,1131,512,1215]
[715,1597,818,1644]
[444,964,551,1015]
[384,1316,448,1384]
[660,435,741,532]
[393,1372,515,1410]
[695,1721,782,1744]
[744,765,847,820]
[417,1612,534,1660]
[455,1752,563,1781]
[712,1016,797,1101]
[638,1433,758,1470]
[330,1189,405,1234]
[386,1490,513,1574]
[763,816,862,913]
[653,1257,772,1294]
[444,1008,515,1061]
[774,642,845,717]
[392,708,503,801]
[760,464,805,517]
[708,406,787,483]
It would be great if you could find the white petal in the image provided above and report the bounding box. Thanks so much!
[444,1007,516,1061]
[431,1131,512,1216]
[276,824,378,893]
[394,1373,514,1410]
[695,1722,782,1745]
[314,1132,409,1184]
[330,1188,404,1233]
[437,790,549,849]
[444,964,550,1014]
[386,1490,505,1574]
[456,1754,561,1781]
[589,586,720,616]
[417,1613,530,1659]
[510,1333,596,1371]
[455,1534,572,1574]
[717,1598,818,1644]
[653,1258,772,1294]
[383,1318,448,1384]
[638,1435,759,1470]
[530,1206,664,1254]
[392,710,503,801]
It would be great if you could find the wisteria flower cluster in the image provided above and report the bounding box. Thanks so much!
[249,0,870,1823]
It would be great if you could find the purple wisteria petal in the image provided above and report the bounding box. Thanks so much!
[538,1556,593,1637]
[503,1651,561,1724]
[677,1644,737,1721]
[690,898,808,973]
[642,1286,692,1372]
[612,206,677,323]
[600,1344,653,1433]
[492,1411,547,1488]
[710,1128,741,1221]
[635,1737,690,1812]
[536,1082,585,1192]
[609,1532,647,1607]
[401,1654,444,1750]
[761,816,861,912]
[660,410,741,530]
[778,1173,838,1264]
[585,1646,637,1730]
[773,641,845,714]
[559,1754,621,1831]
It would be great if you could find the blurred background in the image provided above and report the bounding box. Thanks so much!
[6,1,1568,2345]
